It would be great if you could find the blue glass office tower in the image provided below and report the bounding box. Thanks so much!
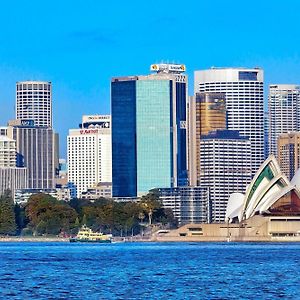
[111,64,188,197]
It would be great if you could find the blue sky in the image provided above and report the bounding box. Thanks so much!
[1,0,300,156]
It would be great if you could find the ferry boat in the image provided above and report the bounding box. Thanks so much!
[70,225,112,243]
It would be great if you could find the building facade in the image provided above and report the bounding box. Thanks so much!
[0,127,8,136]
[268,84,300,156]
[200,130,252,223]
[277,132,300,180]
[0,135,16,167]
[264,111,269,159]
[16,81,52,128]
[81,182,112,200]
[67,115,111,198]
[7,121,55,189]
[194,68,264,176]
[0,135,27,198]
[158,186,210,225]
[0,168,27,199]
[188,92,226,185]
[111,64,188,197]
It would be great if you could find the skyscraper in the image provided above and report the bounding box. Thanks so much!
[188,92,226,185]
[12,80,57,192]
[277,132,300,180]
[16,81,52,128]
[268,84,300,156]
[7,120,54,189]
[200,130,252,223]
[67,115,111,198]
[194,68,264,176]
[111,63,188,197]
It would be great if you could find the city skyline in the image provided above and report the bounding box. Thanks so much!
[1,1,300,156]
[0,3,300,299]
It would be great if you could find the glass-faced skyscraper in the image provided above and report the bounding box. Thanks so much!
[188,92,227,185]
[111,64,188,197]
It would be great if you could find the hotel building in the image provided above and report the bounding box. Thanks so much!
[194,68,264,176]
[111,63,188,197]
[67,115,111,198]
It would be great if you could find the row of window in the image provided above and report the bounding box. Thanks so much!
[17,84,51,91]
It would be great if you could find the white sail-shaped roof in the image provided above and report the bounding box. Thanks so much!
[240,155,282,220]
[225,193,244,222]
[256,185,300,214]
[245,174,289,219]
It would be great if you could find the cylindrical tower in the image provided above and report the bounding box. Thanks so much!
[16,81,52,128]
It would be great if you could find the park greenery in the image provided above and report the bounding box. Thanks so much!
[0,189,177,236]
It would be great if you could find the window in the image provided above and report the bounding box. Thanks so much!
[239,71,258,81]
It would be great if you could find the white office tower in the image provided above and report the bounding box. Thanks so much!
[16,81,52,128]
[0,135,27,198]
[200,130,252,223]
[194,68,264,176]
[68,115,112,198]
[268,84,300,156]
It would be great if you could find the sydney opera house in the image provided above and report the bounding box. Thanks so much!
[155,155,300,242]
[226,154,300,223]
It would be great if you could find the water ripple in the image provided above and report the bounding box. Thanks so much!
[0,242,299,299]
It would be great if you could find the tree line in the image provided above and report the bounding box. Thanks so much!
[0,190,177,236]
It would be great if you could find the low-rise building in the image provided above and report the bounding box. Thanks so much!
[81,182,112,199]
[15,187,71,205]
[0,167,27,200]
[158,186,210,225]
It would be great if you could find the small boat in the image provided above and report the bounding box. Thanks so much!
[70,225,112,243]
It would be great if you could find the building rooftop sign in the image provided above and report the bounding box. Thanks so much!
[150,63,186,74]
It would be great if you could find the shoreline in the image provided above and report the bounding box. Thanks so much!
[0,236,69,242]
[1,236,300,243]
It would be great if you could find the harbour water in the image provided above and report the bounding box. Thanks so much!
[0,242,299,299]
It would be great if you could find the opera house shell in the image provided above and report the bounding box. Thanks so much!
[226,155,300,223]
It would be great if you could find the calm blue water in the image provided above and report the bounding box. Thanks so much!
[0,242,299,299]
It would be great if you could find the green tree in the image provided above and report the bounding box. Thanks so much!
[14,204,29,234]
[0,190,17,235]
[25,193,78,235]
[140,190,162,225]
